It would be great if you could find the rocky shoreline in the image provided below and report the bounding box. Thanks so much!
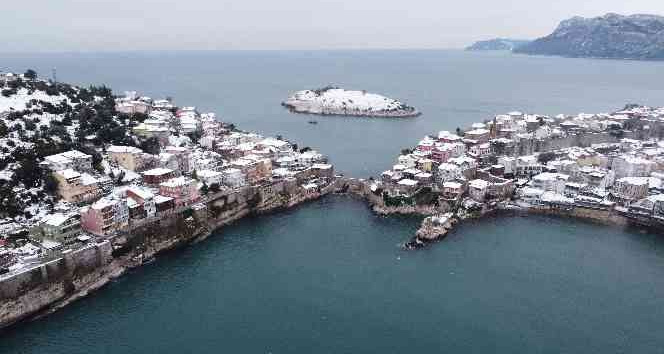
[0,180,339,330]
[282,87,420,118]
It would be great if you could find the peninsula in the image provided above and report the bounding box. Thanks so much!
[282,86,420,118]
[0,71,337,328]
[514,13,664,60]
[343,105,664,248]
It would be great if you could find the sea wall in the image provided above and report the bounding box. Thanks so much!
[0,180,338,330]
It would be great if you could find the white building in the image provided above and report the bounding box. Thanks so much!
[222,168,246,188]
[43,150,93,171]
[614,177,649,200]
[530,172,570,194]
[612,156,655,179]
[468,179,489,202]
[198,169,224,186]
[437,163,461,182]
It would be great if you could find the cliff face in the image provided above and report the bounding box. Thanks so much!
[515,13,664,59]
[465,38,530,51]
[0,181,338,329]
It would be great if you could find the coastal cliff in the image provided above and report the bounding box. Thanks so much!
[282,87,420,118]
[515,13,664,60]
[0,180,339,329]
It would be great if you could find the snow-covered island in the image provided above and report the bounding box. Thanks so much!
[282,86,420,118]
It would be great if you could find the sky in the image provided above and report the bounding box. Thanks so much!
[2,0,664,52]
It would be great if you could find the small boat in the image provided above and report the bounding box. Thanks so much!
[307,120,318,125]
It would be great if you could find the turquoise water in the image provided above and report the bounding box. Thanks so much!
[3,197,664,353]
[2,50,664,353]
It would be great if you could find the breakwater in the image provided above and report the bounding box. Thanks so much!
[0,179,341,330]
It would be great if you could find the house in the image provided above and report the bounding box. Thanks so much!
[437,163,461,183]
[32,212,82,244]
[43,150,93,171]
[497,156,516,176]
[613,177,649,201]
[416,158,434,172]
[530,172,570,194]
[164,146,192,173]
[258,138,292,156]
[80,197,129,236]
[468,179,489,202]
[154,195,176,214]
[612,156,655,178]
[311,163,334,179]
[469,142,491,157]
[53,169,102,203]
[396,179,419,194]
[126,187,156,218]
[437,130,462,143]
[107,145,151,171]
[222,168,246,188]
[516,155,542,177]
[464,128,490,143]
[159,177,200,207]
[442,181,463,199]
[142,168,177,185]
[197,169,224,186]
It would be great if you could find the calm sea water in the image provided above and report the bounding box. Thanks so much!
[3,50,664,176]
[2,50,664,353]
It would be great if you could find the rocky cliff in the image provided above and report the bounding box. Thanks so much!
[514,13,664,60]
[0,180,338,329]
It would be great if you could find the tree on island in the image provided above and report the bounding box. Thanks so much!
[24,69,37,80]
[139,137,161,155]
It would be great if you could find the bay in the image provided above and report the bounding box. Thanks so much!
[2,50,664,353]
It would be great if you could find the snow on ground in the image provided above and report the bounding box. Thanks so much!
[0,88,69,113]
[292,88,402,111]
[284,88,416,116]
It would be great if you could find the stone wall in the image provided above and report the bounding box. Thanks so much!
[0,241,113,328]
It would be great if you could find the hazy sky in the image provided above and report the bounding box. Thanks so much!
[3,0,664,51]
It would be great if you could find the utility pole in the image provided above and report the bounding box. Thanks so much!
[52,68,57,85]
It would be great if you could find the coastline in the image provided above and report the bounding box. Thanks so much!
[281,103,421,118]
[1,176,659,331]
[0,179,340,330]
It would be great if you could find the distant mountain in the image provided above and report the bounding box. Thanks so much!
[465,38,531,51]
[514,13,664,60]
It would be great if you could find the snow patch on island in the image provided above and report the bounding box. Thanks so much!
[282,86,419,118]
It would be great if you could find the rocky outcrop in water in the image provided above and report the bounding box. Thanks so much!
[514,13,664,60]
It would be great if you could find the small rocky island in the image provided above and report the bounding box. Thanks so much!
[282,86,420,118]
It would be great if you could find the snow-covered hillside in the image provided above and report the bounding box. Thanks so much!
[282,87,419,118]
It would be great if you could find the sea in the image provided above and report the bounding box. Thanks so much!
[2,50,664,353]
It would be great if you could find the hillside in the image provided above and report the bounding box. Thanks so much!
[0,71,144,222]
[514,13,664,60]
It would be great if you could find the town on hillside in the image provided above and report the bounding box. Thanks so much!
[0,71,334,276]
[368,106,664,244]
